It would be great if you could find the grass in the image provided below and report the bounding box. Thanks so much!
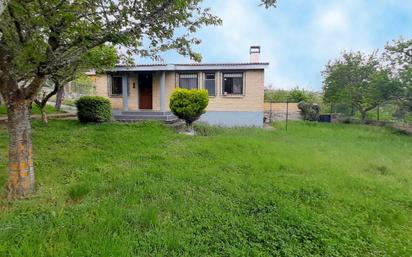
[0,104,63,116]
[0,121,411,256]
[62,99,77,107]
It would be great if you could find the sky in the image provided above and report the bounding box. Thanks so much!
[136,0,412,91]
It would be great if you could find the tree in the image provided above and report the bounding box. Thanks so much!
[322,51,397,122]
[170,88,209,131]
[264,89,289,102]
[385,38,412,114]
[288,87,319,103]
[0,0,276,198]
[34,45,118,123]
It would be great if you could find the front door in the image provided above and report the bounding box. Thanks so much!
[138,73,153,109]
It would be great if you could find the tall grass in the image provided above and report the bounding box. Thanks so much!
[0,121,411,256]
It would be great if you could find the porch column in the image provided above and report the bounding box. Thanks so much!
[160,71,166,112]
[122,75,128,111]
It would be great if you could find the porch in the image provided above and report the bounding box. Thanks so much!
[114,71,169,113]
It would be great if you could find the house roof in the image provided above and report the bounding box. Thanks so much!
[112,62,269,72]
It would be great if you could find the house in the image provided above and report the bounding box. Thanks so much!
[92,46,269,127]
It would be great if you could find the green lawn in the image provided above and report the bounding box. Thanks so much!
[0,104,63,116]
[0,121,411,256]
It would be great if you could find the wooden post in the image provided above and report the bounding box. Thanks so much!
[377,105,380,121]
[286,100,289,132]
[269,101,273,123]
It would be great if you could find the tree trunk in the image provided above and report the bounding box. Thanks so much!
[40,105,48,124]
[6,100,36,198]
[360,110,367,123]
[55,86,64,111]
[0,93,4,105]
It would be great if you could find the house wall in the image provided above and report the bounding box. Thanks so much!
[206,70,264,112]
[93,69,265,127]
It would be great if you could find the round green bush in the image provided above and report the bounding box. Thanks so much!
[75,96,112,123]
[298,101,321,121]
[169,88,209,129]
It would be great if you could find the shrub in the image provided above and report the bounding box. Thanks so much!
[298,101,321,121]
[169,88,209,129]
[76,96,112,123]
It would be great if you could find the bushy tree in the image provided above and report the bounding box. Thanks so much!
[170,88,209,131]
[288,87,318,103]
[322,51,398,122]
[385,38,412,114]
[265,87,319,103]
[264,89,290,102]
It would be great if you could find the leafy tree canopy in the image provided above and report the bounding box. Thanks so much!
[265,87,319,103]
[322,51,398,121]
[385,38,412,111]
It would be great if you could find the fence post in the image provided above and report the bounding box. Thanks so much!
[286,100,289,132]
[269,101,273,123]
[377,105,380,121]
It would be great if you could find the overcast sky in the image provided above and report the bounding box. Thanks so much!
[136,0,412,91]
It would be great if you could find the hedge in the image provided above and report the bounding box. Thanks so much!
[75,96,112,123]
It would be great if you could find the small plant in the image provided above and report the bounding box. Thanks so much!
[169,88,209,131]
[298,101,320,121]
[76,96,112,123]
[68,183,90,201]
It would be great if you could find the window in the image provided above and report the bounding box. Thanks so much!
[179,73,198,89]
[204,73,216,96]
[223,73,243,95]
[111,76,123,95]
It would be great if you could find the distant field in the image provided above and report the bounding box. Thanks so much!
[0,104,63,116]
[0,121,411,256]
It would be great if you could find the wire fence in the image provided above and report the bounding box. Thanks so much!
[264,100,412,133]
[328,103,412,124]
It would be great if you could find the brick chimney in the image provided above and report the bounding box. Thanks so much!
[250,46,261,63]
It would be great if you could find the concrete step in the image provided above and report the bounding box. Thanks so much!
[113,114,178,122]
[120,111,173,116]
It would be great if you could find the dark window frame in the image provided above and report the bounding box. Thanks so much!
[204,72,216,97]
[111,76,123,96]
[179,73,198,89]
[222,72,244,95]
